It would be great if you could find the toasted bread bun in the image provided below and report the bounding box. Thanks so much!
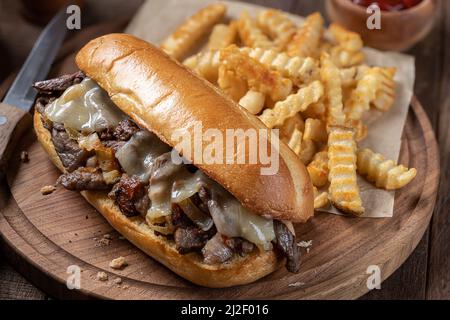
[75,33,314,223]
[34,111,283,288]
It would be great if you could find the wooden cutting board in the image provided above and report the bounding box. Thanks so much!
[0,95,439,299]
[0,0,440,299]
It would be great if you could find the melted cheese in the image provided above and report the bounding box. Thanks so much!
[116,131,170,182]
[45,78,126,132]
[207,185,275,249]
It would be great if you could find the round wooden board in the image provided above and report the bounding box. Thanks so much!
[0,97,439,300]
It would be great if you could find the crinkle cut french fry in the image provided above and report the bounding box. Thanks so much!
[307,151,329,187]
[357,148,417,190]
[345,67,396,118]
[217,65,248,102]
[220,45,292,102]
[160,3,227,60]
[330,46,365,68]
[345,68,382,121]
[259,80,324,129]
[328,126,364,215]
[208,22,238,50]
[313,187,330,209]
[238,11,273,49]
[372,67,396,112]
[329,23,363,52]
[287,12,324,58]
[302,100,326,120]
[287,128,302,155]
[303,118,327,143]
[320,53,346,126]
[183,50,221,83]
[299,138,316,165]
[257,9,297,50]
[340,65,370,87]
[277,113,305,143]
[318,41,332,56]
[238,90,265,115]
[328,23,365,68]
[353,119,368,141]
[344,118,368,142]
[241,47,319,86]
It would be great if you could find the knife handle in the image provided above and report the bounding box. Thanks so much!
[0,103,32,174]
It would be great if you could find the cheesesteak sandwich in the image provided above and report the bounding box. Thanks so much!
[33,34,314,287]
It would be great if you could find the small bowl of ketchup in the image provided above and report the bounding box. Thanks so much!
[326,0,437,51]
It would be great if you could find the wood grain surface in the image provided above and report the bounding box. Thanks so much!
[0,0,448,300]
[0,103,31,174]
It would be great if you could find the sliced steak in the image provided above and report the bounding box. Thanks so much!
[172,205,216,255]
[52,122,65,131]
[102,140,127,153]
[113,119,140,141]
[98,127,115,141]
[202,233,234,264]
[134,187,150,215]
[99,119,140,142]
[33,71,85,94]
[224,237,254,255]
[273,220,301,273]
[57,167,109,191]
[109,175,149,217]
[241,240,255,254]
[190,193,209,215]
[174,226,210,254]
[35,96,55,115]
[171,204,194,228]
[51,126,90,172]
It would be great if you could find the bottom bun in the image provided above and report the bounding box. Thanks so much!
[34,111,283,287]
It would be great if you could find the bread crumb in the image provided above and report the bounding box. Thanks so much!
[40,185,56,195]
[20,151,29,163]
[94,234,113,247]
[109,256,127,270]
[113,277,122,285]
[98,238,110,246]
[297,240,313,253]
[288,281,305,287]
[96,271,108,281]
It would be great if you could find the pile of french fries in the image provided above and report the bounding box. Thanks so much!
[160,3,417,216]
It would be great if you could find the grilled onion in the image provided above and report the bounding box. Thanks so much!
[178,198,213,231]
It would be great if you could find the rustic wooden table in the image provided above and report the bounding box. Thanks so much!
[0,0,448,300]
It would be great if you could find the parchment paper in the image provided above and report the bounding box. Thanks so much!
[126,0,416,218]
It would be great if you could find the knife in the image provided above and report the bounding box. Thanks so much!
[0,7,68,176]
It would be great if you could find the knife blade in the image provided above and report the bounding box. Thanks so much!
[3,7,68,110]
[0,7,68,176]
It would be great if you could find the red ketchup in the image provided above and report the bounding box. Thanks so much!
[352,0,423,11]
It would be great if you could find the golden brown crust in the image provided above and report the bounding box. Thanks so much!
[34,112,282,287]
[75,33,314,223]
